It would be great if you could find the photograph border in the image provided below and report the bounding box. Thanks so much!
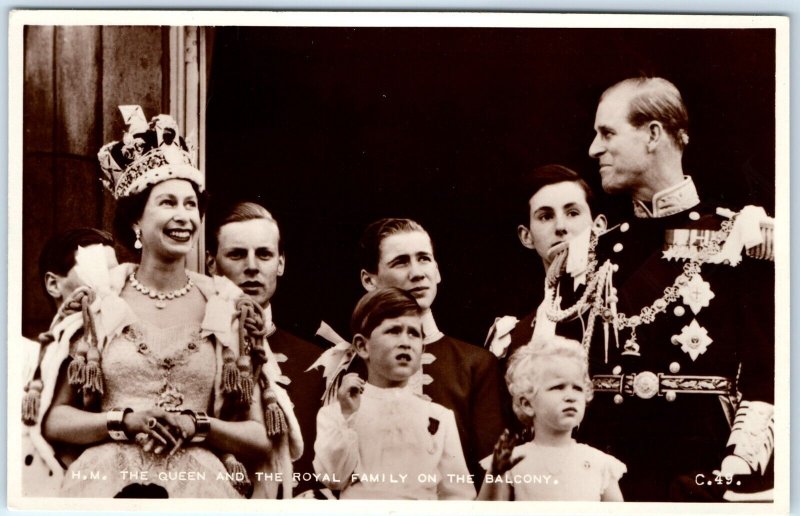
[6,9,791,515]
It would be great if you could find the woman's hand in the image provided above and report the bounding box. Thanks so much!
[124,408,195,455]
[337,373,364,419]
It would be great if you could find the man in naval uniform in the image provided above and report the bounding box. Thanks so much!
[207,202,326,497]
[554,77,775,501]
[357,218,508,487]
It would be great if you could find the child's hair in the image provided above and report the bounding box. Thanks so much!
[350,287,424,337]
[505,336,594,427]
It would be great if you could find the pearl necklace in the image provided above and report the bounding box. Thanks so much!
[128,272,194,309]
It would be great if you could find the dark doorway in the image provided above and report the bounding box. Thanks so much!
[206,26,775,344]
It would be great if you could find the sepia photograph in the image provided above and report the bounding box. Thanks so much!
[7,10,789,514]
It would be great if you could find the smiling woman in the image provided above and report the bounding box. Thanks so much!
[116,179,206,262]
[33,106,302,498]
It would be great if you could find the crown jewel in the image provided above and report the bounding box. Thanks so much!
[97,105,204,199]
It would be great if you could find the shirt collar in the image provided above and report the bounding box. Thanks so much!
[421,310,444,345]
[263,303,277,338]
[632,176,700,218]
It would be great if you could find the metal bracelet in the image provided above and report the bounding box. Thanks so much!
[182,409,211,443]
[107,407,133,441]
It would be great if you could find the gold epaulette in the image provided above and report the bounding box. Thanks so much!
[745,219,774,261]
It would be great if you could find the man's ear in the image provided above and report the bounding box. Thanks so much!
[44,272,62,301]
[277,254,286,277]
[360,269,378,291]
[353,333,369,360]
[206,252,217,275]
[517,225,536,250]
[647,121,664,151]
[592,214,608,233]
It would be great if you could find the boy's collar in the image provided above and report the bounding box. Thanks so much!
[363,382,413,398]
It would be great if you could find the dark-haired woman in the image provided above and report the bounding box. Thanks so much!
[34,109,301,498]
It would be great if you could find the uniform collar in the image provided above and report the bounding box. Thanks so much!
[421,310,444,345]
[633,176,700,218]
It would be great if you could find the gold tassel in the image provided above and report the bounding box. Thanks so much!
[72,292,103,394]
[236,297,267,367]
[84,346,104,394]
[262,387,287,437]
[250,340,267,369]
[221,347,240,395]
[237,355,254,406]
[222,453,253,497]
[22,379,43,426]
[68,339,88,387]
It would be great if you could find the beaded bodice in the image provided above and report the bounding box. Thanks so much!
[100,321,216,413]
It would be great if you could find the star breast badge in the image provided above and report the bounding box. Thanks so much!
[671,319,713,361]
[678,274,715,315]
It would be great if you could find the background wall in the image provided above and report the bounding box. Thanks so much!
[205,27,776,345]
[22,26,167,336]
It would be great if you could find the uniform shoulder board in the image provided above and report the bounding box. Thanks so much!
[746,218,774,261]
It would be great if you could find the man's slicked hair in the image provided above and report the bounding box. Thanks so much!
[603,76,690,151]
[207,201,283,256]
[358,218,429,274]
[518,164,594,225]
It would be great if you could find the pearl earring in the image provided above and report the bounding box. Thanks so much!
[134,228,143,250]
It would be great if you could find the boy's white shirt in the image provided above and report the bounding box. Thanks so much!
[313,383,475,500]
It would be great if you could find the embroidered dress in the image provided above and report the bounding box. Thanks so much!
[33,264,303,499]
[60,321,239,498]
[498,441,626,501]
[313,383,475,500]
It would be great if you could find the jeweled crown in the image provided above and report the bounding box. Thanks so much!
[97,105,204,199]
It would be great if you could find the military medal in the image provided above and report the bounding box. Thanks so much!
[621,327,641,356]
[663,229,719,261]
[671,319,713,361]
[678,273,715,314]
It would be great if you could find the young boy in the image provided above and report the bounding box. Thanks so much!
[357,218,506,485]
[313,288,475,500]
[486,164,605,361]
